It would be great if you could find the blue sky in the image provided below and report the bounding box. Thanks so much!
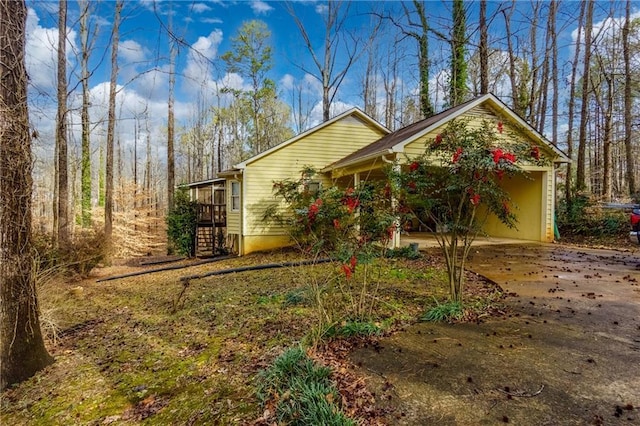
[24,0,638,176]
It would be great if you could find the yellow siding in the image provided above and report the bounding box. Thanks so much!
[482,172,544,241]
[403,104,554,161]
[243,116,387,238]
[226,179,241,234]
[401,105,556,243]
[243,235,293,255]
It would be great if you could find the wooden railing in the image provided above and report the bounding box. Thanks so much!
[197,203,226,226]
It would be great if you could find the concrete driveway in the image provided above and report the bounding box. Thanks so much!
[351,244,640,425]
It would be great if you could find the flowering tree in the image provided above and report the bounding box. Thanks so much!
[390,119,548,303]
[269,167,396,323]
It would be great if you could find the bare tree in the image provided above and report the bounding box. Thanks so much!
[105,1,123,243]
[502,2,522,115]
[576,0,595,192]
[167,13,176,210]
[56,0,69,245]
[379,1,434,117]
[565,1,586,203]
[287,1,376,122]
[79,0,94,227]
[526,1,541,126]
[536,1,554,134]
[0,0,53,391]
[550,0,559,145]
[623,0,636,197]
[362,45,378,119]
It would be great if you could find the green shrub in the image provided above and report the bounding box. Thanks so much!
[557,195,629,237]
[256,347,354,426]
[166,188,198,257]
[327,320,382,338]
[385,245,421,260]
[283,288,310,307]
[421,300,464,322]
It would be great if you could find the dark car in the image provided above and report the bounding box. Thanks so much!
[631,208,640,244]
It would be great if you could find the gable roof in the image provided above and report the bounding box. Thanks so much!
[325,93,570,171]
[183,178,226,188]
[232,107,390,170]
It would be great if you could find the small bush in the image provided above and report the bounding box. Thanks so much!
[385,245,421,260]
[256,347,354,426]
[557,195,629,237]
[33,229,107,277]
[283,288,310,307]
[421,300,464,322]
[166,188,198,257]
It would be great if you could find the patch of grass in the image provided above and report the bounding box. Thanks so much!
[421,300,464,322]
[256,293,281,305]
[385,245,421,259]
[283,287,310,306]
[331,320,383,338]
[1,251,502,425]
[256,347,354,425]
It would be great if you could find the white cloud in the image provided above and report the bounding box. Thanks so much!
[192,30,223,61]
[219,72,246,92]
[251,1,274,15]
[192,3,212,13]
[307,100,355,128]
[118,39,147,64]
[315,4,328,15]
[25,8,78,93]
[201,17,224,24]
[280,74,295,91]
[183,30,225,95]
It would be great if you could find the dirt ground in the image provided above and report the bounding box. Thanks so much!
[350,244,640,425]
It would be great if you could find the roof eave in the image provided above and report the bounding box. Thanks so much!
[322,149,394,173]
[217,168,243,178]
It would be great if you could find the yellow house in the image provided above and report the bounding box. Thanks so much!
[217,108,390,255]
[212,93,570,255]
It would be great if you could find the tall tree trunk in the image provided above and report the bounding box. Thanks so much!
[79,0,91,227]
[537,1,554,134]
[527,1,540,126]
[56,0,69,245]
[98,142,105,207]
[603,78,613,201]
[550,0,559,145]
[623,0,636,197]
[0,0,54,391]
[502,3,520,114]
[383,37,399,129]
[363,48,377,118]
[167,20,176,211]
[412,0,434,117]
[565,1,585,203]
[478,0,488,95]
[576,0,594,192]
[105,1,122,243]
[449,0,467,107]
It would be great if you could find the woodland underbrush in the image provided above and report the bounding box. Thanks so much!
[1,250,503,425]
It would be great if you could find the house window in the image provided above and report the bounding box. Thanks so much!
[231,181,240,212]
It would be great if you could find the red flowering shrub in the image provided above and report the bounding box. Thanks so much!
[389,119,549,302]
[269,167,397,321]
[452,147,464,163]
